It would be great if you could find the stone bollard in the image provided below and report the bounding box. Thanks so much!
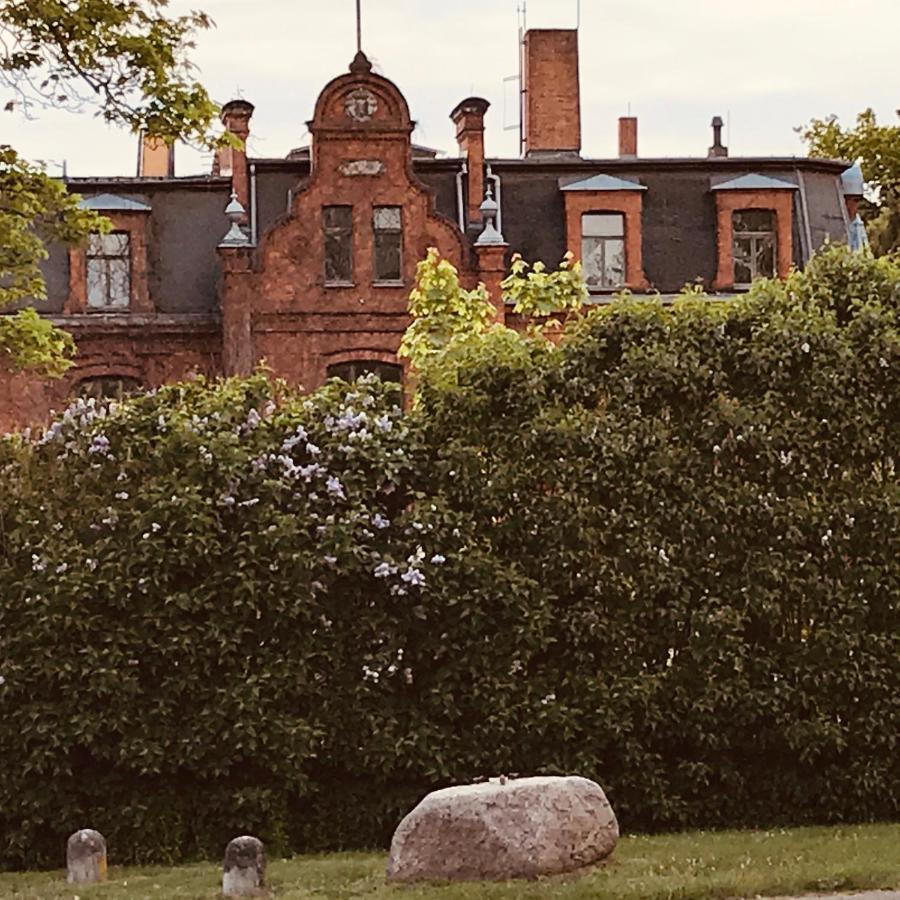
[222,835,266,897]
[66,829,107,884]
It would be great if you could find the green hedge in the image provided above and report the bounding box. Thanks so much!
[0,247,897,867]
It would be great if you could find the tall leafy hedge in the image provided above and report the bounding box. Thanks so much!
[0,247,897,867]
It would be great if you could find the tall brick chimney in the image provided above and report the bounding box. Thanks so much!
[523,29,581,157]
[618,117,638,158]
[450,97,490,226]
[138,134,174,177]
[214,100,255,213]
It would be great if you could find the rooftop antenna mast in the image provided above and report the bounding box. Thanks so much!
[356,0,362,53]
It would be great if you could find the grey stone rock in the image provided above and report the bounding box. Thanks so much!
[222,835,266,897]
[66,829,107,884]
[386,775,618,883]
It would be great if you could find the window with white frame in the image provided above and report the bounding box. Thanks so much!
[581,212,625,291]
[86,232,131,309]
[373,206,402,283]
[732,209,776,286]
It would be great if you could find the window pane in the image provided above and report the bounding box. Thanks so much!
[733,237,754,285]
[86,259,108,308]
[323,206,353,283]
[755,235,776,278]
[604,238,625,286]
[323,206,352,230]
[373,206,401,231]
[582,235,625,290]
[374,231,402,281]
[582,213,624,238]
[733,209,774,233]
[327,360,402,383]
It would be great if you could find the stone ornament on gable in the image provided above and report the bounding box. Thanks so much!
[345,88,378,123]
[339,159,385,177]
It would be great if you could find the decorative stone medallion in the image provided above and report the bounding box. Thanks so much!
[345,88,378,123]
[339,160,385,177]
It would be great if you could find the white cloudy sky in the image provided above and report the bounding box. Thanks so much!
[4,0,899,177]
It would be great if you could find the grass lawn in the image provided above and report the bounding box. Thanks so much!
[0,824,897,899]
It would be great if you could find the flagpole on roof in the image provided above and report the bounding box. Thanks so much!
[356,0,362,53]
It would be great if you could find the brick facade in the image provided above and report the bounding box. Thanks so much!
[0,30,855,431]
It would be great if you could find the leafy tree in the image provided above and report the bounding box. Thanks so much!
[0,0,219,373]
[800,108,900,254]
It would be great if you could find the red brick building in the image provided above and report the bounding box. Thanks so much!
[1,31,861,430]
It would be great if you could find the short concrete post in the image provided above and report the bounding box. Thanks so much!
[66,829,107,884]
[223,835,266,897]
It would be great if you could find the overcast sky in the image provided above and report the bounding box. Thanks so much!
[4,0,899,177]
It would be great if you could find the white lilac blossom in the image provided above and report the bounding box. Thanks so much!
[243,408,262,432]
[430,554,446,565]
[282,425,308,451]
[372,513,390,530]
[323,555,337,565]
[401,568,426,587]
[335,409,368,432]
[115,491,129,501]
[658,548,671,564]
[306,442,321,456]
[31,555,47,572]
[326,476,346,499]
[374,415,392,433]
[88,434,111,456]
[239,498,260,508]
[374,562,397,579]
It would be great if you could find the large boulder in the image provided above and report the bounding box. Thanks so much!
[386,775,618,883]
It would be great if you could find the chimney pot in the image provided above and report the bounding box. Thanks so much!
[709,115,728,158]
[451,97,490,228]
[618,116,638,158]
[138,134,174,177]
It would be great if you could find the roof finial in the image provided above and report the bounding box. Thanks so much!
[348,0,373,75]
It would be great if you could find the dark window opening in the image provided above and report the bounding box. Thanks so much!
[581,213,625,291]
[86,232,131,309]
[733,209,776,286]
[327,360,402,384]
[323,206,353,284]
[373,206,402,283]
[76,376,143,401]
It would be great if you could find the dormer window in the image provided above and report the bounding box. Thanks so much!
[581,212,625,291]
[86,232,131,309]
[323,205,353,285]
[732,209,776,286]
[373,206,402,283]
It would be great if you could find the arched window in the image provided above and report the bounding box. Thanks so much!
[76,375,143,401]
[326,360,402,384]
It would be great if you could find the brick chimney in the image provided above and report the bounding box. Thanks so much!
[708,116,728,158]
[450,97,490,227]
[138,134,174,177]
[214,100,255,213]
[618,117,638,158]
[523,29,581,157]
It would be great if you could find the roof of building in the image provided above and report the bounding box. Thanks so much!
[77,193,153,211]
[560,173,647,192]
[711,173,799,191]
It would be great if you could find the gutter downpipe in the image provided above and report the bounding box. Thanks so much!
[455,161,468,232]
[794,166,813,264]
[250,162,258,246]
